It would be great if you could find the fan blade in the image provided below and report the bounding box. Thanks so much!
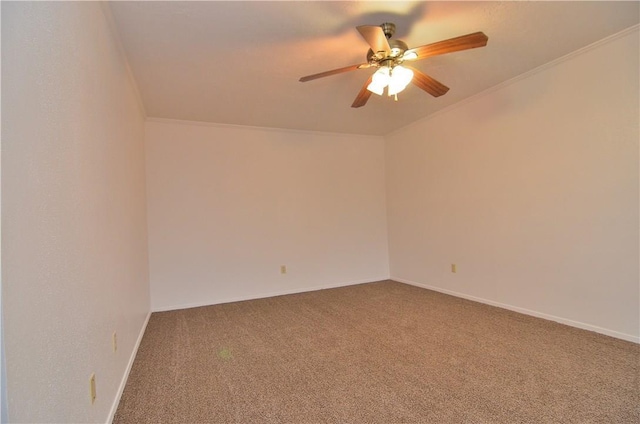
[405,32,488,60]
[356,25,391,55]
[299,63,369,82]
[351,74,374,108]
[406,66,449,97]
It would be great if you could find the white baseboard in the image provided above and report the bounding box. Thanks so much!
[393,277,639,344]
[152,276,390,312]
[106,311,151,424]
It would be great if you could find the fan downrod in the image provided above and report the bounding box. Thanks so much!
[380,22,396,39]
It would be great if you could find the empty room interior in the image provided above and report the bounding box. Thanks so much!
[2,1,639,423]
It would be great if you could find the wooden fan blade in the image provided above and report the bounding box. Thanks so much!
[356,25,391,55]
[406,66,449,97]
[351,74,374,108]
[299,63,369,82]
[405,32,488,60]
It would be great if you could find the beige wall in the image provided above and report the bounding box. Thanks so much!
[386,28,639,342]
[2,3,150,422]
[1,4,637,422]
[145,120,389,311]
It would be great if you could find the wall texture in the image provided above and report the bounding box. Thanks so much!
[386,28,639,342]
[145,120,389,311]
[2,3,150,422]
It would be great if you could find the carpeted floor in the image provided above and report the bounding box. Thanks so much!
[113,280,639,423]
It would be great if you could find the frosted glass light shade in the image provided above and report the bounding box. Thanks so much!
[367,67,390,95]
[388,65,414,96]
[367,81,385,95]
[403,51,418,60]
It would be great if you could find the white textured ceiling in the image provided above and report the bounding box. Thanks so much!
[108,1,639,136]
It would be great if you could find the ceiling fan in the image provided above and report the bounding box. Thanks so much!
[299,23,488,108]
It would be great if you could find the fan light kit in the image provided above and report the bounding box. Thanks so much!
[368,65,413,97]
[299,22,488,108]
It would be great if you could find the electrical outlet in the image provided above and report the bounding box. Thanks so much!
[451,264,457,273]
[280,265,287,274]
[89,373,96,404]
[112,331,117,353]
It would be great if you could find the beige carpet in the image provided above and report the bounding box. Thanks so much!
[114,280,639,423]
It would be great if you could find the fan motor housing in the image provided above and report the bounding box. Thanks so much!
[366,39,409,64]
